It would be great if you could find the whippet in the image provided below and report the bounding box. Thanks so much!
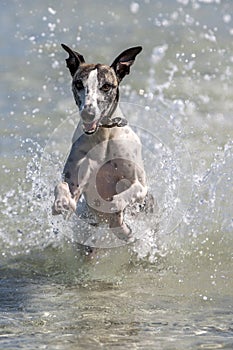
[52,44,148,243]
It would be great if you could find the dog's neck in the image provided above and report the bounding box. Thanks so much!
[99,105,128,129]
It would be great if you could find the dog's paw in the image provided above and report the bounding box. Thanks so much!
[52,197,73,215]
[52,182,77,215]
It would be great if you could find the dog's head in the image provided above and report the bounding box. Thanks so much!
[61,44,142,134]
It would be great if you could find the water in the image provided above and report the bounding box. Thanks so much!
[1,0,233,348]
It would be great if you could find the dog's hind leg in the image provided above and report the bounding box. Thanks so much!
[109,212,132,242]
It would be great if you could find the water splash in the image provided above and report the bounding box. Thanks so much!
[0,99,232,273]
[0,101,191,260]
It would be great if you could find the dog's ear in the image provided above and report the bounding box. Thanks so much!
[61,44,85,77]
[111,46,142,82]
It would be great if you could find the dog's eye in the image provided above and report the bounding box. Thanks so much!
[100,83,112,92]
[74,80,84,90]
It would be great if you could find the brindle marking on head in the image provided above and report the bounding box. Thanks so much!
[72,64,119,126]
[73,64,118,91]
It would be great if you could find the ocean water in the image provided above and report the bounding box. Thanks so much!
[1,0,233,349]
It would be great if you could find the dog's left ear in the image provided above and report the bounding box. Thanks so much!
[61,44,85,77]
[111,46,142,82]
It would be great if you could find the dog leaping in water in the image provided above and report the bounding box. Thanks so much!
[52,44,148,242]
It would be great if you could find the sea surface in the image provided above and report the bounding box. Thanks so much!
[1,0,233,349]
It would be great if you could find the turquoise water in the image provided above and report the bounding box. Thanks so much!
[1,1,233,349]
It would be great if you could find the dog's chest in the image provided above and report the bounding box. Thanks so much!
[81,126,140,199]
[95,158,131,200]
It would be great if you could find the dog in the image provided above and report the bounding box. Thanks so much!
[52,44,148,243]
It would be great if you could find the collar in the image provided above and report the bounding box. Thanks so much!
[99,117,128,129]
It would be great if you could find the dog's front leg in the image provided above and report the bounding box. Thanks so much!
[52,131,94,217]
[108,181,147,242]
[52,150,94,217]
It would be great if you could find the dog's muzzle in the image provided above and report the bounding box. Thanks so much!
[81,110,100,135]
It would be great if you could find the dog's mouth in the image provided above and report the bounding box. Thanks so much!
[82,119,100,135]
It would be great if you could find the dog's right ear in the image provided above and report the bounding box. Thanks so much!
[61,44,85,77]
[111,46,142,82]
